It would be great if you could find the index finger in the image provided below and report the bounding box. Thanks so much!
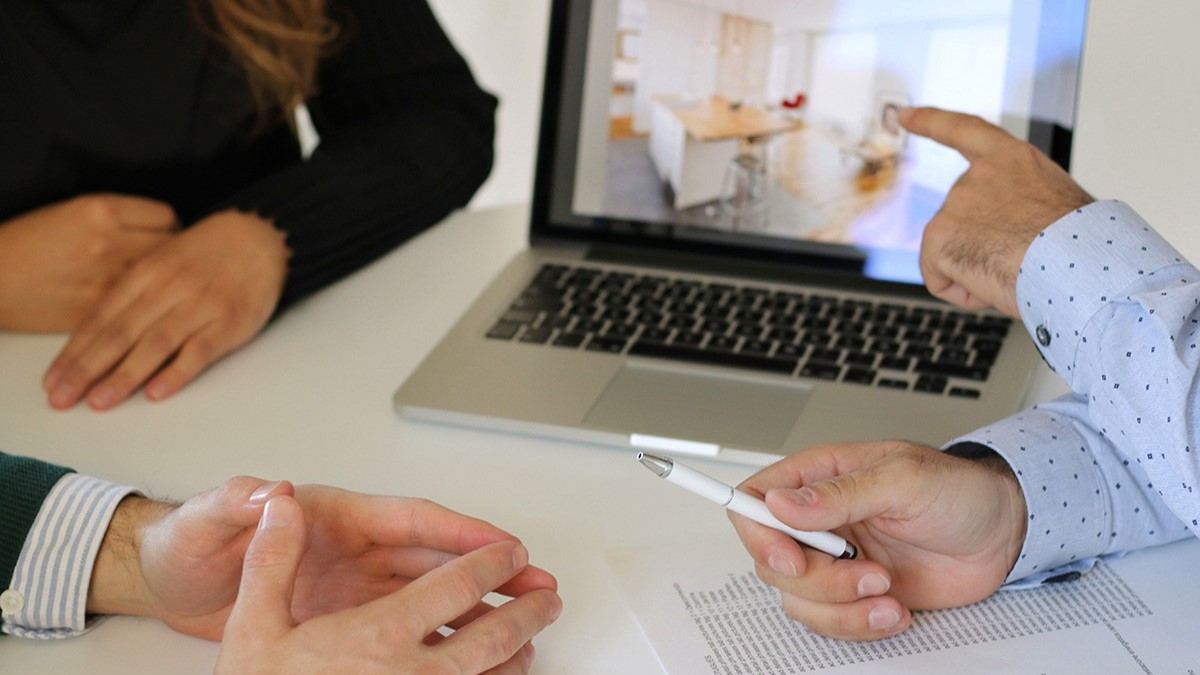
[737,441,900,498]
[318,490,519,554]
[898,106,1011,162]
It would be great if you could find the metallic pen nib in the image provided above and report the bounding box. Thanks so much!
[637,452,673,478]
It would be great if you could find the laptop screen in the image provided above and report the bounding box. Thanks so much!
[532,0,1088,287]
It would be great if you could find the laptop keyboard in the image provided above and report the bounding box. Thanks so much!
[485,264,1012,398]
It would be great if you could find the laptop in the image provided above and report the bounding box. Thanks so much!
[395,0,1088,465]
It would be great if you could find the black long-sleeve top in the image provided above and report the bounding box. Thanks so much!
[0,0,497,307]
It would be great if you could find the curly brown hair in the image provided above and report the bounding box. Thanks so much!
[191,0,340,131]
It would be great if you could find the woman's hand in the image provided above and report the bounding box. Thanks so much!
[0,194,177,331]
[42,208,290,410]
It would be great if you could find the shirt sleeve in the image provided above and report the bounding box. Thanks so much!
[947,200,1200,583]
[1,473,139,639]
[214,0,499,309]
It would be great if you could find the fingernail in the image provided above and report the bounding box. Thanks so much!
[44,369,62,391]
[145,380,171,401]
[768,552,798,578]
[249,481,283,505]
[857,573,890,598]
[868,605,901,631]
[88,385,116,409]
[260,498,292,530]
[549,595,564,621]
[50,384,76,409]
[512,543,529,569]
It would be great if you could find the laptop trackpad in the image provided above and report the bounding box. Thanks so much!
[583,362,810,452]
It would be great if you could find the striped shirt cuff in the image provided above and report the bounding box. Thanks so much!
[1,474,139,639]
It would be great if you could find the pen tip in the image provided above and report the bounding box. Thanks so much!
[637,452,672,477]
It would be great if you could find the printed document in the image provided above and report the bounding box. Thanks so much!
[607,533,1200,673]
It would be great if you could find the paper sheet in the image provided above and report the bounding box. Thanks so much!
[607,534,1200,673]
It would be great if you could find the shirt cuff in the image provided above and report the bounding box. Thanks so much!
[946,401,1111,584]
[1,474,140,639]
[1016,199,1186,387]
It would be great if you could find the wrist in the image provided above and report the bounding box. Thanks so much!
[944,443,1028,575]
[86,496,176,619]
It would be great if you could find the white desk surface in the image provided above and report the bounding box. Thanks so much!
[0,204,1107,674]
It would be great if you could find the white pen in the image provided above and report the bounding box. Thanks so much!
[637,452,857,560]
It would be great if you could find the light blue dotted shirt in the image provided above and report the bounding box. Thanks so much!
[952,200,1197,583]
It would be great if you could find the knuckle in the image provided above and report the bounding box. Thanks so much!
[184,336,215,364]
[217,476,260,504]
[100,323,135,348]
[75,195,119,225]
[445,568,487,611]
[143,329,178,356]
[242,542,289,572]
[475,616,526,665]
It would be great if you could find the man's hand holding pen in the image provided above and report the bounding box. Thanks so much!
[729,440,1027,641]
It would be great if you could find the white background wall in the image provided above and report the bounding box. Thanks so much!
[430,0,1200,261]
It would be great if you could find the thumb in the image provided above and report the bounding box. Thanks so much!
[226,495,306,638]
[765,467,891,533]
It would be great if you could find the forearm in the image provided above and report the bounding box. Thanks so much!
[950,395,1189,583]
[1016,200,1200,539]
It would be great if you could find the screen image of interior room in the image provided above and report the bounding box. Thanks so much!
[593,0,1021,253]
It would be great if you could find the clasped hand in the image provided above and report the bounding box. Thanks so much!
[0,194,292,410]
[89,478,562,674]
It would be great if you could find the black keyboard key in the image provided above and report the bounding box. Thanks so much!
[707,335,739,352]
[914,375,949,394]
[809,347,843,364]
[487,322,520,340]
[903,344,935,360]
[500,309,539,325]
[914,360,990,381]
[576,318,606,333]
[519,327,553,344]
[961,321,1009,338]
[776,343,808,359]
[734,322,764,338]
[800,331,833,347]
[937,347,971,365]
[938,333,970,347]
[872,339,901,355]
[604,323,637,339]
[844,352,877,367]
[949,387,982,399]
[878,378,909,390]
[868,325,901,340]
[973,338,1002,356]
[674,331,705,347]
[587,336,629,353]
[767,327,799,342]
[629,341,797,375]
[741,339,774,356]
[834,335,866,351]
[552,332,586,348]
[800,362,842,381]
[843,368,876,385]
[641,326,673,342]
[904,329,935,345]
[879,355,912,371]
[513,294,564,312]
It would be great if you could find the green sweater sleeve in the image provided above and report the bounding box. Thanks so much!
[0,452,74,589]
